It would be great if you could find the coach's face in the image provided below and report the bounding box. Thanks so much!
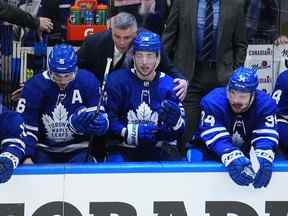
[112,27,137,53]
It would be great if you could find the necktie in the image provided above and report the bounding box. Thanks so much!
[199,0,214,61]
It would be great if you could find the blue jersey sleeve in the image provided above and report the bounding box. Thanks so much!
[0,111,26,161]
[251,93,278,151]
[199,91,238,157]
[272,70,288,117]
[16,76,43,157]
[106,72,127,139]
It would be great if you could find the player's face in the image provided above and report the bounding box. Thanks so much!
[50,71,76,90]
[228,89,253,113]
[134,51,159,80]
[112,27,137,53]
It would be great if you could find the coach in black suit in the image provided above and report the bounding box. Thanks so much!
[77,12,188,101]
[162,0,248,144]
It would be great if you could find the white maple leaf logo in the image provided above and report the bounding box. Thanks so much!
[127,102,158,125]
[42,103,73,142]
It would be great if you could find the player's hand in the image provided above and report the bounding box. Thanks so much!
[173,78,188,101]
[159,100,181,128]
[70,109,95,134]
[126,123,158,146]
[11,83,24,102]
[274,35,288,46]
[0,152,18,184]
[37,17,53,40]
[222,150,255,186]
[23,157,34,164]
[253,149,274,188]
[87,112,109,136]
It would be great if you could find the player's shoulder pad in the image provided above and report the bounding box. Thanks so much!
[254,90,277,116]
[107,69,131,85]
[275,70,288,91]
[201,87,228,114]
[24,71,51,93]
[74,69,100,90]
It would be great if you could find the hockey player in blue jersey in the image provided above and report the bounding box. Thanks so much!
[196,67,278,188]
[0,108,27,183]
[106,31,185,162]
[272,70,288,158]
[16,44,109,163]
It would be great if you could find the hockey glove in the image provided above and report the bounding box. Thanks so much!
[159,100,182,129]
[87,112,109,136]
[0,152,19,183]
[126,123,158,147]
[222,150,255,186]
[253,149,274,188]
[69,109,95,134]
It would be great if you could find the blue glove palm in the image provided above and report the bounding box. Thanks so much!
[227,157,255,186]
[87,112,109,136]
[70,110,95,134]
[0,152,18,183]
[126,123,158,146]
[222,150,255,186]
[159,100,181,128]
[253,157,272,188]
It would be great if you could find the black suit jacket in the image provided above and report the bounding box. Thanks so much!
[162,0,247,84]
[77,30,186,83]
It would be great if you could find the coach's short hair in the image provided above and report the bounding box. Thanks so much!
[111,12,138,32]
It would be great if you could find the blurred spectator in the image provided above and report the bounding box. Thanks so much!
[0,0,53,39]
[246,0,288,45]
[109,0,169,35]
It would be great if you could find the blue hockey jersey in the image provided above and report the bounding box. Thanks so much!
[272,70,288,118]
[17,69,100,157]
[199,87,278,157]
[106,69,185,147]
[0,110,26,165]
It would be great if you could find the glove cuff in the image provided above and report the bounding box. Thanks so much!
[255,149,275,163]
[126,124,139,147]
[0,152,19,169]
[221,150,244,167]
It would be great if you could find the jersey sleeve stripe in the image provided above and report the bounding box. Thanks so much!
[1,138,26,149]
[200,127,227,137]
[205,132,230,146]
[24,124,39,132]
[277,118,288,124]
[27,131,38,141]
[252,129,279,136]
[251,136,279,145]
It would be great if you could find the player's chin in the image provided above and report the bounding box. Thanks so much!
[231,105,244,113]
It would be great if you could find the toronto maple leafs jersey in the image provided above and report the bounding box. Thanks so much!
[199,87,278,157]
[106,69,184,147]
[272,70,288,121]
[0,110,26,162]
[17,69,100,157]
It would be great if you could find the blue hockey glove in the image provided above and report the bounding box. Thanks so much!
[69,109,95,134]
[222,150,255,186]
[87,112,109,136]
[159,100,182,128]
[253,149,274,188]
[126,123,158,146]
[0,152,19,183]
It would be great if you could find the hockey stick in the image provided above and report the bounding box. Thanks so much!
[87,57,112,162]
[85,57,113,114]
